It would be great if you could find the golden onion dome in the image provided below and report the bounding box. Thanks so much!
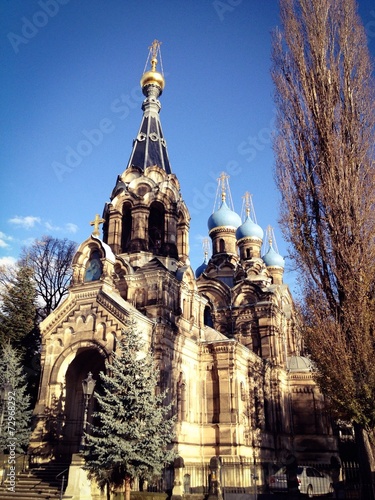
[140,55,165,91]
[140,49,165,90]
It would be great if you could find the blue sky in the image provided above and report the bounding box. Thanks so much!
[2,0,375,296]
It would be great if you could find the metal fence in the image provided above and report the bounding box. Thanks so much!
[339,461,373,500]
[143,457,372,500]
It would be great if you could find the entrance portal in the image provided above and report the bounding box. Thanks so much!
[61,348,106,458]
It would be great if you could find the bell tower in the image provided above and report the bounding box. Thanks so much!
[102,41,190,266]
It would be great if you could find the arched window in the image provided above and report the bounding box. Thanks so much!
[121,203,132,252]
[177,373,187,421]
[148,202,165,255]
[204,305,214,327]
[177,382,187,420]
[219,238,225,253]
[84,250,102,282]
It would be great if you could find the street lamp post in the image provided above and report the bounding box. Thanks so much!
[208,456,223,500]
[0,381,12,436]
[79,372,96,451]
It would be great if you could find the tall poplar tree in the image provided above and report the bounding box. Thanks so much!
[272,0,375,497]
[83,323,176,500]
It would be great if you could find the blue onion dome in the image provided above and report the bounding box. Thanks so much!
[195,256,208,278]
[236,215,264,241]
[208,200,242,233]
[262,244,285,268]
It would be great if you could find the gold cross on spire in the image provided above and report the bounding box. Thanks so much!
[149,39,162,71]
[266,224,273,245]
[202,237,210,259]
[218,172,229,201]
[242,191,252,217]
[149,39,161,59]
[90,214,105,237]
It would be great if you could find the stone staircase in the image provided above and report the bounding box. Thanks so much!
[0,461,72,499]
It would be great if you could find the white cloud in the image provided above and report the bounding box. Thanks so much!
[45,221,60,231]
[44,221,79,234]
[9,215,41,229]
[7,216,78,240]
[65,223,78,234]
[0,256,17,268]
[0,231,13,248]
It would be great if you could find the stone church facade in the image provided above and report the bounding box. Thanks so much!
[29,42,338,494]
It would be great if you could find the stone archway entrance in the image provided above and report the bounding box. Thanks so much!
[60,348,106,459]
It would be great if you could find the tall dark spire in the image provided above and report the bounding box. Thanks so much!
[126,40,172,174]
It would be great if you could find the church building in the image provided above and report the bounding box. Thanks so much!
[29,41,338,496]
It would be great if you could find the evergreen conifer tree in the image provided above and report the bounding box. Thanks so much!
[0,266,38,348]
[0,265,41,405]
[83,323,176,500]
[0,343,33,452]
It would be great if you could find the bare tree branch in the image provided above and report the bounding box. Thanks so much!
[272,0,375,493]
[20,236,77,318]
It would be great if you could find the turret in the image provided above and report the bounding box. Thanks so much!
[195,238,210,278]
[262,226,285,284]
[208,172,241,258]
[236,192,263,260]
[102,41,190,264]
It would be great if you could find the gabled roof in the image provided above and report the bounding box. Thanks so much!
[136,257,169,273]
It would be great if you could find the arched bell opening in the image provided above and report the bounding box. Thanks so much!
[121,202,133,253]
[148,201,165,255]
[61,348,106,459]
[204,304,214,328]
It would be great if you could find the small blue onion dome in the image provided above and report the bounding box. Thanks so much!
[263,244,285,268]
[195,257,208,278]
[236,215,264,241]
[208,200,242,232]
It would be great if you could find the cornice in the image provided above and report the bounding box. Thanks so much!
[96,292,130,325]
[208,226,237,236]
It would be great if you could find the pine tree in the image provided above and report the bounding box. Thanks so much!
[0,343,33,452]
[0,266,38,348]
[0,265,41,405]
[83,323,176,500]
